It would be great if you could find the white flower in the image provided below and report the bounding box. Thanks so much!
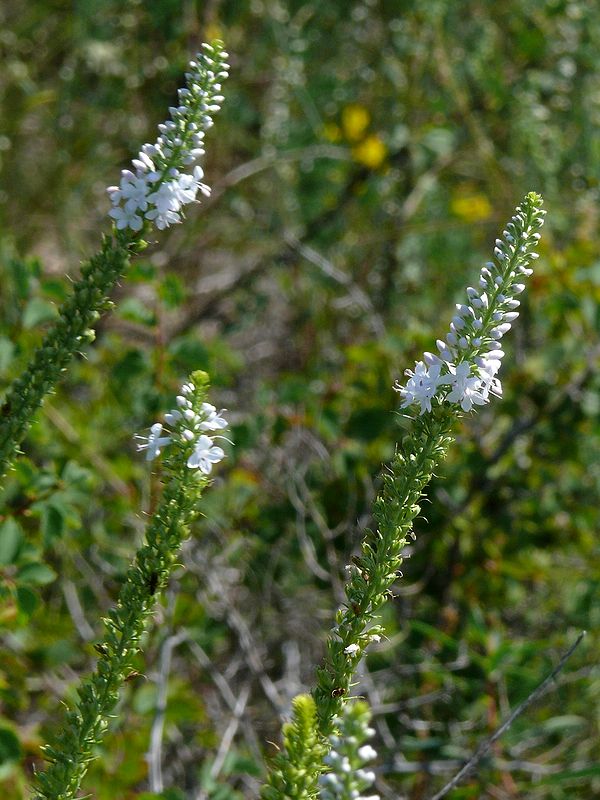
[107,42,229,232]
[147,181,181,215]
[145,207,181,230]
[396,361,444,415]
[355,770,376,784]
[165,396,228,434]
[198,402,228,431]
[164,404,200,426]
[396,195,545,415]
[164,409,183,425]
[138,380,229,472]
[357,745,377,762]
[172,166,210,205]
[117,171,152,213]
[135,422,172,460]
[187,434,225,473]
[145,181,184,229]
[320,704,379,800]
[344,643,360,656]
[320,773,341,788]
[340,757,352,774]
[441,362,487,412]
[108,204,144,231]
[324,752,341,768]
[477,356,503,401]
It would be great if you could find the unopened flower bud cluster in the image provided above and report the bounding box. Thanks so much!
[319,702,379,800]
[107,41,229,232]
[396,194,545,415]
[136,380,228,474]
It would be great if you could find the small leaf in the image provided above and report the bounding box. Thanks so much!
[0,518,23,565]
[117,297,156,326]
[41,278,68,302]
[132,683,158,714]
[22,297,58,328]
[169,336,209,371]
[539,715,586,733]
[0,725,21,765]
[42,504,65,545]
[129,261,157,282]
[16,585,39,616]
[17,562,57,585]
[8,257,34,298]
[159,274,187,308]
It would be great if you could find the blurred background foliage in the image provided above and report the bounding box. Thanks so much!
[0,1,599,798]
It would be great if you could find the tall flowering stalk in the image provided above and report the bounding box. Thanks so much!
[32,371,230,800]
[261,193,545,799]
[261,696,326,800]
[261,698,379,800]
[319,701,379,800]
[0,41,229,478]
[106,41,228,231]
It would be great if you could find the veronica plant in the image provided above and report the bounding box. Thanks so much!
[32,371,230,800]
[262,193,545,799]
[319,701,379,800]
[0,40,229,478]
[261,695,326,800]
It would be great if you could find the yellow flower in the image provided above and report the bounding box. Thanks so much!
[352,135,387,169]
[450,192,493,222]
[323,122,342,142]
[342,104,371,141]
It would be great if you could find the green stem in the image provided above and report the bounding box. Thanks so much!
[260,412,455,800]
[313,409,454,736]
[32,448,202,800]
[0,230,142,478]
[260,695,325,800]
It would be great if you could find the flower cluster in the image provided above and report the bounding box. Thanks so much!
[107,41,229,232]
[319,701,379,800]
[396,192,545,415]
[136,379,228,474]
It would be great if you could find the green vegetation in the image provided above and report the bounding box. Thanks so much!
[0,2,598,799]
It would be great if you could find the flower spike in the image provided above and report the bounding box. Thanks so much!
[33,372,232,800]
[135,375,229,475]
[395,192,545,415]
[0,41,230,478]
[107,40,229,232]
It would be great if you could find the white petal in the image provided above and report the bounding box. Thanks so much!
[187,452,201,469]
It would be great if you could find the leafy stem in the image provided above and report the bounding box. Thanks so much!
[32,375,215,800]
[0,230,143,478]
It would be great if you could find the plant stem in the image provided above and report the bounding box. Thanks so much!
[0,230,142,478]
[260,412,454,800]
[313,409,455,736]
[32,411,207,800]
